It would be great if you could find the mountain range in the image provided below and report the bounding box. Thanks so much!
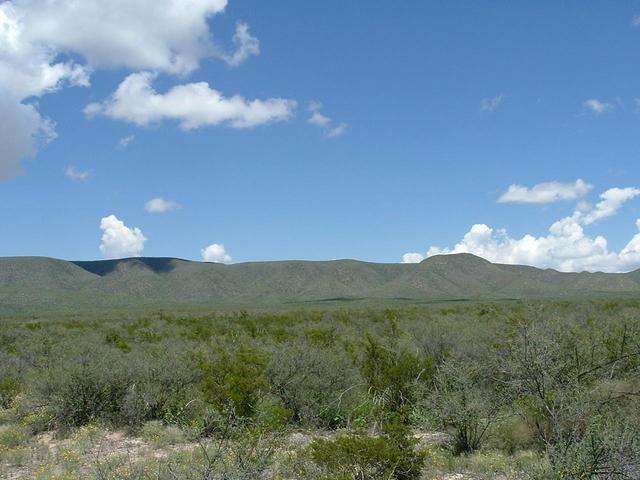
[1,253,640,315]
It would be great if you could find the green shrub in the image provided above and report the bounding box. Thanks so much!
[309,418,425,480]
[547,416,640,479]
[40,353,130,429]
[105,329,131,352]
[140,420,186,447]
[0,424,29,449]
[253,395,293,430]
[119,348,198,428]
[0,352,22,408]
[267,344,363,428]
[32,342,198,431]
[360,335,432,413]
[425,359,502,454]
[487,415,536,454]
[199,346,269,419]
[21,406,54,435]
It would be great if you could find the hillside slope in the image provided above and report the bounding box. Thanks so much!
[1,253,639,315]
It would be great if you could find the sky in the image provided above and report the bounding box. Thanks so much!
[2,1,640,272]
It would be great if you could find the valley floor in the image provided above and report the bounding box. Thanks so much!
[1,300,638,479]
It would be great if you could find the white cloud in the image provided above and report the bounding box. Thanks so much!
[99,214,146,259]
[327,122,348,138]
[201,243,232,263]
[307,102,331,126]
[498,179,593,204]
[0,0,266,179]
[144,197,180,213]
[403,186,640,272]
[118,135,135,149]
[481,94,504,112]
[85,72,296,129]
[583,98,613,114]
[582,187,640,224]
[65,166,90,182]
[402,252,425,264]
[3,0,228,78]
[632,15,640,27]
[619,219,640,267]
[306,101,347,137]
[0,95,56,179]
[219,22,259,67]
[0,2,91,101]
[308,111,331,127]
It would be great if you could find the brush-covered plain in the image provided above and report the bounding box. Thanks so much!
[1,300,639,479]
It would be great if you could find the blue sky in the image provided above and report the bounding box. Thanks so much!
[2,1,640,271]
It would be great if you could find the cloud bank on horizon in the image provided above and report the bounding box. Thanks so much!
[403,181,640,273]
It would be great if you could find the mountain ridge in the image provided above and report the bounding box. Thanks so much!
[1,253,639,315]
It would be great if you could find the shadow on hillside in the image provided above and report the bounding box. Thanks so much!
[72,258,180,276]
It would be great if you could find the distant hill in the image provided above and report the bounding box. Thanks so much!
[1,253,640,315]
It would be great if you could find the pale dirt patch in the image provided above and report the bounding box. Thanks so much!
[1,428,201,479]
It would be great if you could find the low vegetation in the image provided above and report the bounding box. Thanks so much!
[1,299,639,478]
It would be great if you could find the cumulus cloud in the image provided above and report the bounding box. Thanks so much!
[0,2,91,101]
[402,186,640,272]
[201,243,232,263]
[65,166,90,182]
[99,214,146,259]
[85,72,296,129]
[306,102,347,137]
[219,22,260,67]
[0,95,56,179]
[0,0,268,178]
[3,0,228,78]
[144,197,180,213]
[583,99,613,114]
[402,252,426,264]
[498,179,593,204]
[481,94,504,112]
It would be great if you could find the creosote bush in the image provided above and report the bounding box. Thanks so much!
[198,346,269,419]
[309,417,425,480]
[426,358,502,454]
[34,343,198,431]
[266,343,362,428]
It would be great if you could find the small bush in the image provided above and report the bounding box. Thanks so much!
[425,359,501,454]
[0,352,22,408]
[21,406,54,435]
[140,420,186,447]
[199,346,269,419]
[0,424,30,449]
[361,335,431,413]
[267,344,363,428]
[309,419,424,480]
[487,415,536,454]
[42,357,130,429]
[547,416,640,479]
